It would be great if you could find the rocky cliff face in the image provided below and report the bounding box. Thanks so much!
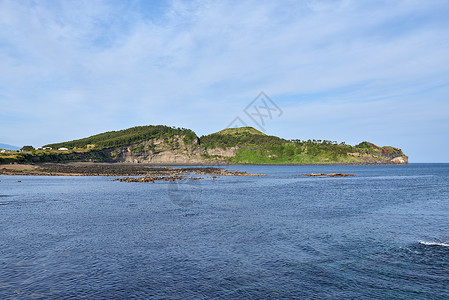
[347,151,407,164]
[109,135,228,164]
[104,136,408,165]
[390,156,408,164]
[206,147,238,157]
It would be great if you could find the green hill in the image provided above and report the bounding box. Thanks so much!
[200,128,407,164]
[2,125,408,165]
[214,127,266,136]
[200,128,285,149]
[44,125,197,150]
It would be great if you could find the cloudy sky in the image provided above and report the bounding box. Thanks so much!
[1,0,448,162]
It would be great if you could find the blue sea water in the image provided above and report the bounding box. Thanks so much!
[0,164,448,299]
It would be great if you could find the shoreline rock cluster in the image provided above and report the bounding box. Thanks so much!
[305,173,355,177]
[113,168,266,183]
[0,163,266,178]
[113,176,203,183]
[193,169,265,176]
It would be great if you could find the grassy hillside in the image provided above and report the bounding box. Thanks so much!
[45,125,197,150]
[200,127,286,149]
[215,127,266,136]
[230,141,359,164]
[200,128,407,164]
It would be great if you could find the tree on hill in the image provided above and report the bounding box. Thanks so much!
[21,145,34,151]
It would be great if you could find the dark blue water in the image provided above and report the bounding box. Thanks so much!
[1,164,448,299]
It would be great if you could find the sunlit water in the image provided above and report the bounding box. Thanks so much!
[1,164,448,299]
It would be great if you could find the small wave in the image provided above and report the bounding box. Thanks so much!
[418,240,449,247]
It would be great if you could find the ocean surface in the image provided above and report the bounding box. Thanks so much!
[1,163,448,299]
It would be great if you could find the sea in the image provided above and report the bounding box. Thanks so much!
[0,163,448,299]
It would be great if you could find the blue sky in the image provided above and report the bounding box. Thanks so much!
[0,0,448,162]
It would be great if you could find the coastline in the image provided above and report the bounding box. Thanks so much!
[0,161,408,177]
[0,163,265,177]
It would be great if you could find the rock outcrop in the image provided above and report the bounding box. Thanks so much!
[109,135,227,164]
[390,156,408,164]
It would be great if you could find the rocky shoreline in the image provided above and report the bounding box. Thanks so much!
[114,176,202,183]
[0,163,265,177]
[305,173,355,177]
[0,163,360,183]
[112,168,265,183]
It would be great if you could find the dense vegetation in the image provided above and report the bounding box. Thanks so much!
[214,127,267,136]
[230,140,358,164]
[21,145,34,151]
[200,130,286,149]
[45,125,197,150]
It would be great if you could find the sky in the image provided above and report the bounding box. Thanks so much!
[0,0,448,162]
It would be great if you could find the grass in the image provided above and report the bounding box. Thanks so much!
[230,147,363,164]
[215,127,266,136]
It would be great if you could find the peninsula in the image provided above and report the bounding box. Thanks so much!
[0,125,408,165]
